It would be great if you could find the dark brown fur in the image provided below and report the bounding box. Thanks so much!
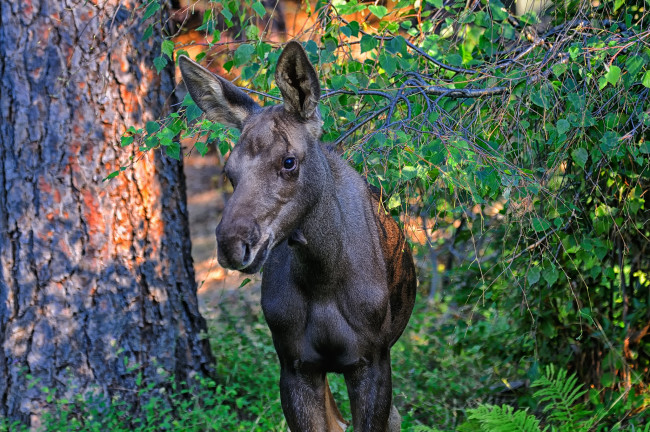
[370,191,418,347]
[179,42,416,432]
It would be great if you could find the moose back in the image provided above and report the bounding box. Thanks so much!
[179,41,416,432]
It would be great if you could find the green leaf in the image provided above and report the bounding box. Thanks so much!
[379,54,397,75]
[141,24,153,41]
[530,89,551,109]
[643,70,650,88]
[601,372,614,387]
[103,170,121,182]
[242,64,260,80]
[181,93,194,107]
[347,21,360,37]
[238,278,252,288]
[599,131,620,153]
[426,0,443,7]
[120,135,134,147]
[445,53,462,67]
[221,7,233,22]
[252,2,266,17]
[143,1,160,20]
[234,44,255,66]
[186,102,202,123]
[165,141,181,160]
[500,23,515,40]
[556,119,570,135]
[639,142,650,154]
[195,140,209,156]
[571,148,588,168]
[401,165,418,181]
[145,121,160,134]
[532,218,551,232]
[542,266,559,286]
[527,267,541,286]
[153,55,167,74]
[218,140,232,156]
[161,39,174,59]
[625,56,646,78]
[387,194,401,209]
[598,76,608,90]
[488,0,508,21]
[605,65,621,85]
[552,63,567,77]
[191,52,204,63]
[386,36,406,55]
[360,35,377,53]
[330,75,346,90]
[368,5,388,19]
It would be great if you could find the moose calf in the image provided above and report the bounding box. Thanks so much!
[179,41,416,432]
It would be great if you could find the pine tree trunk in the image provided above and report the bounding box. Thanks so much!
[0,0,214,426]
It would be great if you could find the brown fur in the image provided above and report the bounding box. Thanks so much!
[370,191,418,347]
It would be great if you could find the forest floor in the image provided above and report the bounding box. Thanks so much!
[184,149,263,320]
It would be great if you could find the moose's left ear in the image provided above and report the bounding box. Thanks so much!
[275,41,321,120]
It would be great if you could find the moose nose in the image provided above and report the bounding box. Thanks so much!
[215,220,261,270]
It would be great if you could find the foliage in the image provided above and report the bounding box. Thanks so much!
[457,365,649,432]
[461,405,544,432]
[0,375,237,431]
[532,366,589,427]
[4,301,645,431]
[391,301,528,428]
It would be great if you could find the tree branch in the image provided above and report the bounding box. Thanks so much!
[422,85,508,97]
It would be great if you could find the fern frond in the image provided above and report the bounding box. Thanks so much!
[532,365,587,425]
[457,418,483,432]
[411,426,444,432]
[466,404,546,432]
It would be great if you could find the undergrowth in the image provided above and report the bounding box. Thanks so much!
[1,296,648,431]
[455,365,650,432]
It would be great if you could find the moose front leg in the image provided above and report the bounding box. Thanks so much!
[279,364,332,432]
[344,351,395,432]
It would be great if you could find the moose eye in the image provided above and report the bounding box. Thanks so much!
[283,157,297,171]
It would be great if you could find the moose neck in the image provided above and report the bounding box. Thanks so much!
[289,153,350,283]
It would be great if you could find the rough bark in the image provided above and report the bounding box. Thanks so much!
[0,0,214,426]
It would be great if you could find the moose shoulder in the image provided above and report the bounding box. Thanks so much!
[179,42,416,432]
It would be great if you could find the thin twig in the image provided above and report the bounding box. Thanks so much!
[333,105,390,147]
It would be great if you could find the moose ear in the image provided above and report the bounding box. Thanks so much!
[275,41,321,120]
[179,55,260,130]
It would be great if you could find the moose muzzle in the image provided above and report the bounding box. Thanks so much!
[215,217,263,271]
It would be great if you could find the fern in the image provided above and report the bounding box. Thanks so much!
[455,365,649,431]
[532,365,588,427]
[457,366,597,432]
[463,404,545,432]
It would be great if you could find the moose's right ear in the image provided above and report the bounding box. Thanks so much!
[179,55,260,130]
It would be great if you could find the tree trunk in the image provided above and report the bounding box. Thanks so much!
[0,0,214,426]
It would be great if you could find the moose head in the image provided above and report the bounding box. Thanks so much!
[179,42,328,274]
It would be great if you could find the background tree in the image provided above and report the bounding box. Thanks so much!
[0,0,213,426]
